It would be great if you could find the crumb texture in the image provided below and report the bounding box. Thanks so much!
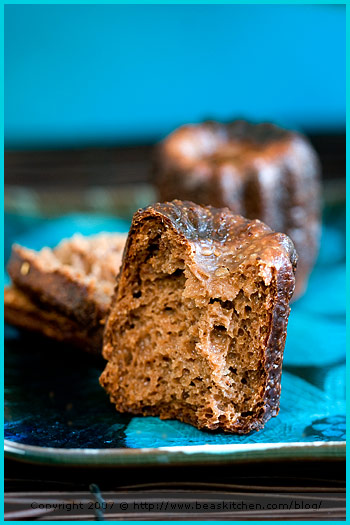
[101,201,296,433]
[5,233,127,353]
[7,233,126,324]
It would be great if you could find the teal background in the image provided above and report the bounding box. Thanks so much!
[4,4,345,149]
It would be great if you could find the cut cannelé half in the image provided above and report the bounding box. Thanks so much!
[100,200,297,433]
[7,233,126,327]
[4,286,103,354]
[5,233,127,354]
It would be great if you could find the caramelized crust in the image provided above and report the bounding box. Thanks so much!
[101,200,296,433]
[154,121,320,299]
[4,286,103,354]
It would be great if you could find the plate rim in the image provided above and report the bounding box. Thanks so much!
[4,439,346,468]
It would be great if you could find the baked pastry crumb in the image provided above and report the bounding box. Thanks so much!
[101,200,296,433]
[5,233,127,353]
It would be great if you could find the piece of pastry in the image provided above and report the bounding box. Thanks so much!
[100,200,296,433]
[4,286,102,354]
[5,233,127,353]
[7,233,126,326]
[154,120,320,299]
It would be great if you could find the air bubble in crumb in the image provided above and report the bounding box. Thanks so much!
[215,267,230,277]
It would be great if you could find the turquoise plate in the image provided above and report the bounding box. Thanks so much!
[4,208,346,467]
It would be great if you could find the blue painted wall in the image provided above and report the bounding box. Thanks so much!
[5,5,345,149]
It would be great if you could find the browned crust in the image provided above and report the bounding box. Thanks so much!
[253,261,295,432]
[102,200,297,433]
[4,286,103,355]
[7,245,107,326]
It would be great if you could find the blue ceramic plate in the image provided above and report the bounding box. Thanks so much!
[4,209,346,466]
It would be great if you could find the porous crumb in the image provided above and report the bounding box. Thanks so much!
[7,233,126,324]
[100,200,296,434]
[214,267,230,277]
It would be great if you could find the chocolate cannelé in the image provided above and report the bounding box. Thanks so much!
[5,233,127,353]
[154,120,320,299]
[100,200,297,433]
[7,233,126,327]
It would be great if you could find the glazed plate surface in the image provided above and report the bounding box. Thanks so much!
[4,209,346,467]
